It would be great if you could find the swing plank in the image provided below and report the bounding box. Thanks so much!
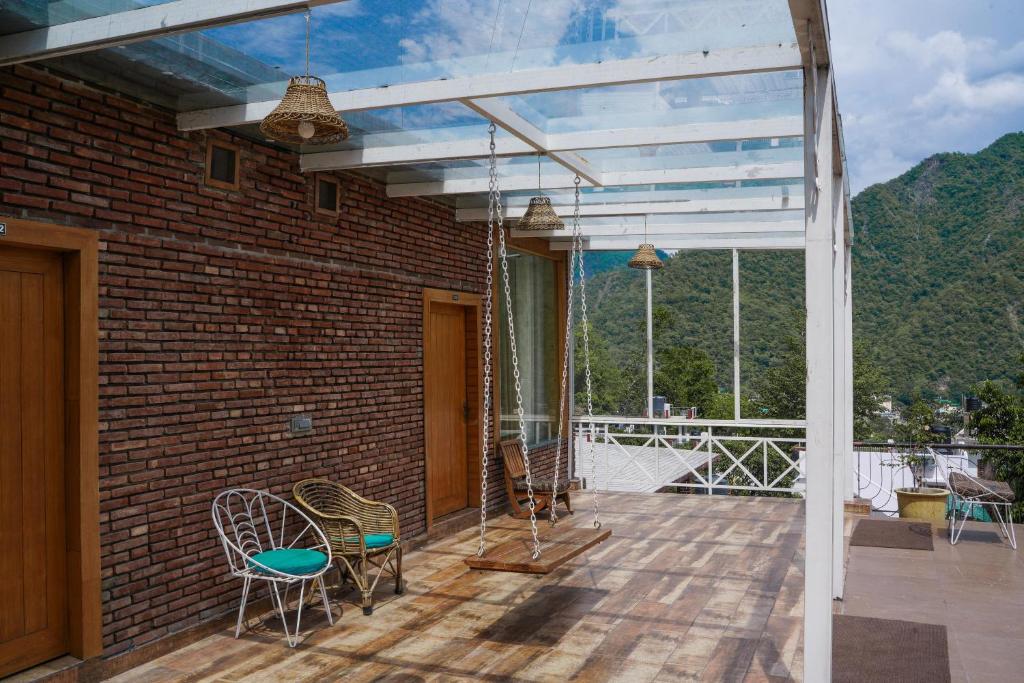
[465,526,611,574]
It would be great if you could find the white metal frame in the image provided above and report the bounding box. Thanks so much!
[385,161,803,197]
[931,449,1018,550]
[212,488,334,647]
[455,195,804,222]
[176,44,802,130]
[300,116,803,172]
[0,0,350,67]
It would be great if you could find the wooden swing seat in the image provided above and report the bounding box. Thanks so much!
[465,525,611,574]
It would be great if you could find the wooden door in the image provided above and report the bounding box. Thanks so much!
[0,246,67,677]
[424,302,469,520]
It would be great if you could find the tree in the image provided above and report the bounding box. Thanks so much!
[753,334,806,420]
[573,322,627,415]
[852,340,891,439]
[971,381,1024,445]
[970,370,1024,517]
[752,330,890,439]
[654,345,718,417]
[893,396,940,443]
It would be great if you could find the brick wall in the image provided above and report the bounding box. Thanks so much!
[0,64,564,655]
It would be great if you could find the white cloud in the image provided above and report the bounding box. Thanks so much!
[829,0,1024,193]
[913,70,1024,111]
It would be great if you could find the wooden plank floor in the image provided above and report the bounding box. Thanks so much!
[109,493,807,682]
[465,526,612,573]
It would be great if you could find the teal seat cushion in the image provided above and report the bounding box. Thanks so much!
[341,533,395,549]
[248,548,328,575]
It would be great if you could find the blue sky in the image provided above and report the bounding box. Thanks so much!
[829,0,1024,194]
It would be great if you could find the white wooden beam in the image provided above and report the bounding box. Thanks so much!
[0,0,348,67]
[456,195,804,222]
[301,137,534,171]
[843,238,855,500]
[733,248,742,420]
[387,161,803,197]
[514,220,804,239]
[177,44,802,131]
[549,116,803,153]
[461,97,602,186]
[548,234,805,251]
[788,0,831,69]
[300,116,803,171]
[803,61,835,683]
[831,169,846,601]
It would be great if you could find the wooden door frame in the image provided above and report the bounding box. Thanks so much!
[0,217,101,661]
[422,288,482,530]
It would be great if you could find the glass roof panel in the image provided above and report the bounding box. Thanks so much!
[463,182,804,208]
[577,138,803,172]
[0,0,177,36]
[573,210,803,227]
[191,0,797,107]
[23,0,797,110]
[502,72,803,134]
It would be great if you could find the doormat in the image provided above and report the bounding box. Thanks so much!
[833,614,950,683]
[850,518,934,551]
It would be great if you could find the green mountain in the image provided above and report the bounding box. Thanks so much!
[851,131,1024,401]
[582,132,1024,404]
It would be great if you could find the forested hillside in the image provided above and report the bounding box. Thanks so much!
[852,131,1024,400]
[583,132,1024,407]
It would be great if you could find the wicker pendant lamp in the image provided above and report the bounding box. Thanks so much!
[260,11,349,145]
[628,216,664,270]
[516,155,565,231]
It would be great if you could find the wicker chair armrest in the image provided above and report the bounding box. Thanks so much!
[316,514,368,554]
[343,494,401,539]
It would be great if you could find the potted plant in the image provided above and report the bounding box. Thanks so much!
[894,447,948,521]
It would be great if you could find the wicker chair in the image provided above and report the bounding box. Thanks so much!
[293,479,404,615]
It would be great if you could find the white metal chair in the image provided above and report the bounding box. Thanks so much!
[932,449,1017,549]
[212,489,334,646]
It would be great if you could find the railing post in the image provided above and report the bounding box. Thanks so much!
[707,427,713,495]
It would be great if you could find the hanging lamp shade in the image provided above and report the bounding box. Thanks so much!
[628,243,664,270]
[517,196,565,231]
[260,12,348,145]
[260,75,349,145]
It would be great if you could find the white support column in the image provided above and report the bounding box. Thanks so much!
[803,62,836,683]
[646,268,655,419]
[732,249,741,420]
[831,172,847,600]
[844,241,855,499]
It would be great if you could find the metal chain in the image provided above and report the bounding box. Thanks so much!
[478,123,542,559]
[575,181,601,529]
[476,124,499,557]
[496,191,542,560]
[549,176,582,525]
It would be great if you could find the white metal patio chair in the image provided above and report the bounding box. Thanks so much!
[212,489,335,647]
[932,450,1017,549]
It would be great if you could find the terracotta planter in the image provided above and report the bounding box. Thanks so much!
[895,487,949,522]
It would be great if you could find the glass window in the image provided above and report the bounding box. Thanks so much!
[498,251,559,446]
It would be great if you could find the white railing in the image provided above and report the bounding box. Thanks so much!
[571,416,807,495]
[854,444,979,516]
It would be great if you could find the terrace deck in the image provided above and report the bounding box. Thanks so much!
[108,493,807,682]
